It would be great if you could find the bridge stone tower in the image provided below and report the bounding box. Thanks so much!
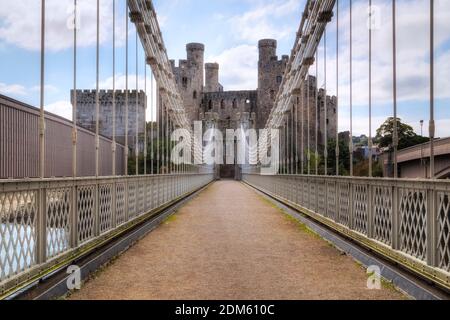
[257,39,289,129]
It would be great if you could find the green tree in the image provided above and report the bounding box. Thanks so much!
[306,149,321,173]
[375,117,429,150]
[128,138,178,175]
[327,138,350,176]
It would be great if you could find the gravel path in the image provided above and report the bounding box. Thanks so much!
[70,180,404,300]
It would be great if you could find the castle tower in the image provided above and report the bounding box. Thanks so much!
[258,39,277,68]
[172,43,205,124]
[205,63,220,93]
[257,39,288,129]
[186,42,204,93]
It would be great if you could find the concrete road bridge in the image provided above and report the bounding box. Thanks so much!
[1,0,449,300]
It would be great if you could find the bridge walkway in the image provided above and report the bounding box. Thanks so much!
[69,180,404,300]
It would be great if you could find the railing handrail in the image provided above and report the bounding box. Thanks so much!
[243,173,450,290]
[245,172,450,186]
[0,173,211,184]
[0,173,214,297]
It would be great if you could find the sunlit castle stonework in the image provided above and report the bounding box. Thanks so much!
[170,40,337,152]
[1,0,450,303]
[73,89,147,151]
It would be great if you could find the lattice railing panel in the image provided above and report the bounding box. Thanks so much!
[373,186,392,245]
[153,178,160,208]
[145,180,152,212]
[317,182,326,216]
[1,174,213,291]
[77,185,96,244]
[400,188,427,261]
[338,183,350,227]
[437,192,450,271]
[137,182,145,216]
[309,180,316,212]
[115,182,126,226]
[302,178,309,208]
[46,188,71,258]
[353,184,368,235]
[128,182,137,219]
[99,184,113,234]
[326,182,336,221]
[0,190,37,281]
[295,178,300,202]
[242,173,450,287]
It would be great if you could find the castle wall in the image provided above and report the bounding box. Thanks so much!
[294,75,337,159]
[171,39,289,131]
[73,89,146,150]
[318,89,338,145]
[200,91,257,130]
[205,63,221,93]
[171,43,204,125]
[168,40,337,173]
[257,39,289,129]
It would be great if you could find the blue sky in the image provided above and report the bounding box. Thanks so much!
[1,0,450,138]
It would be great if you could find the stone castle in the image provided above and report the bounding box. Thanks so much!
[72,89,146,150]
[171,40,336,148]
[73,39,337,173]
[170,40,289,130]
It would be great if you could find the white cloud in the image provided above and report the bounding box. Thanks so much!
[98,73,147,91]
[31,84,59,94]
[318,0,450,107]
[339,115,388,138]
[207,45,258,90]
[0,82,27,96]
[0,0,126,52]
[228,0,303,42]
[45,100,73,120]
[43,73,158,122]
[0,82,60,97]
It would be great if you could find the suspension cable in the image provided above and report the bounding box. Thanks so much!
[291,104,294,174]
[95,0,100,177]
[295,92,298,175]
[150,72,154,174]
[307,74,311,175]
[39,0,45,179]
[315,49,319,175]
[144,56,147,175]
[72,0,78,178]
[112,0,116,176]
[430,0,435,179]
[368,0,373,177]
[135,30,139,176]
[162,91,165,174]
[392,0,398,178]
[301,80,304,174]
[125,4,129,176]
[156,84,160,174]
[349,0,353,177]
[336,0,340,176]
[324,28,328,176]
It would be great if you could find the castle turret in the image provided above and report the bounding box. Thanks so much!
[186,43,205,71]
[257,39,288,129]
[258,39,277,64]
[205,63,220,93]
[171,43,205,124]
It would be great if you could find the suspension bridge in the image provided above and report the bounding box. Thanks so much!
[0,0,449,300]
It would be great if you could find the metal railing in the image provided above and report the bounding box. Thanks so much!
[243,173,450,289]
[0,173,213,295]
